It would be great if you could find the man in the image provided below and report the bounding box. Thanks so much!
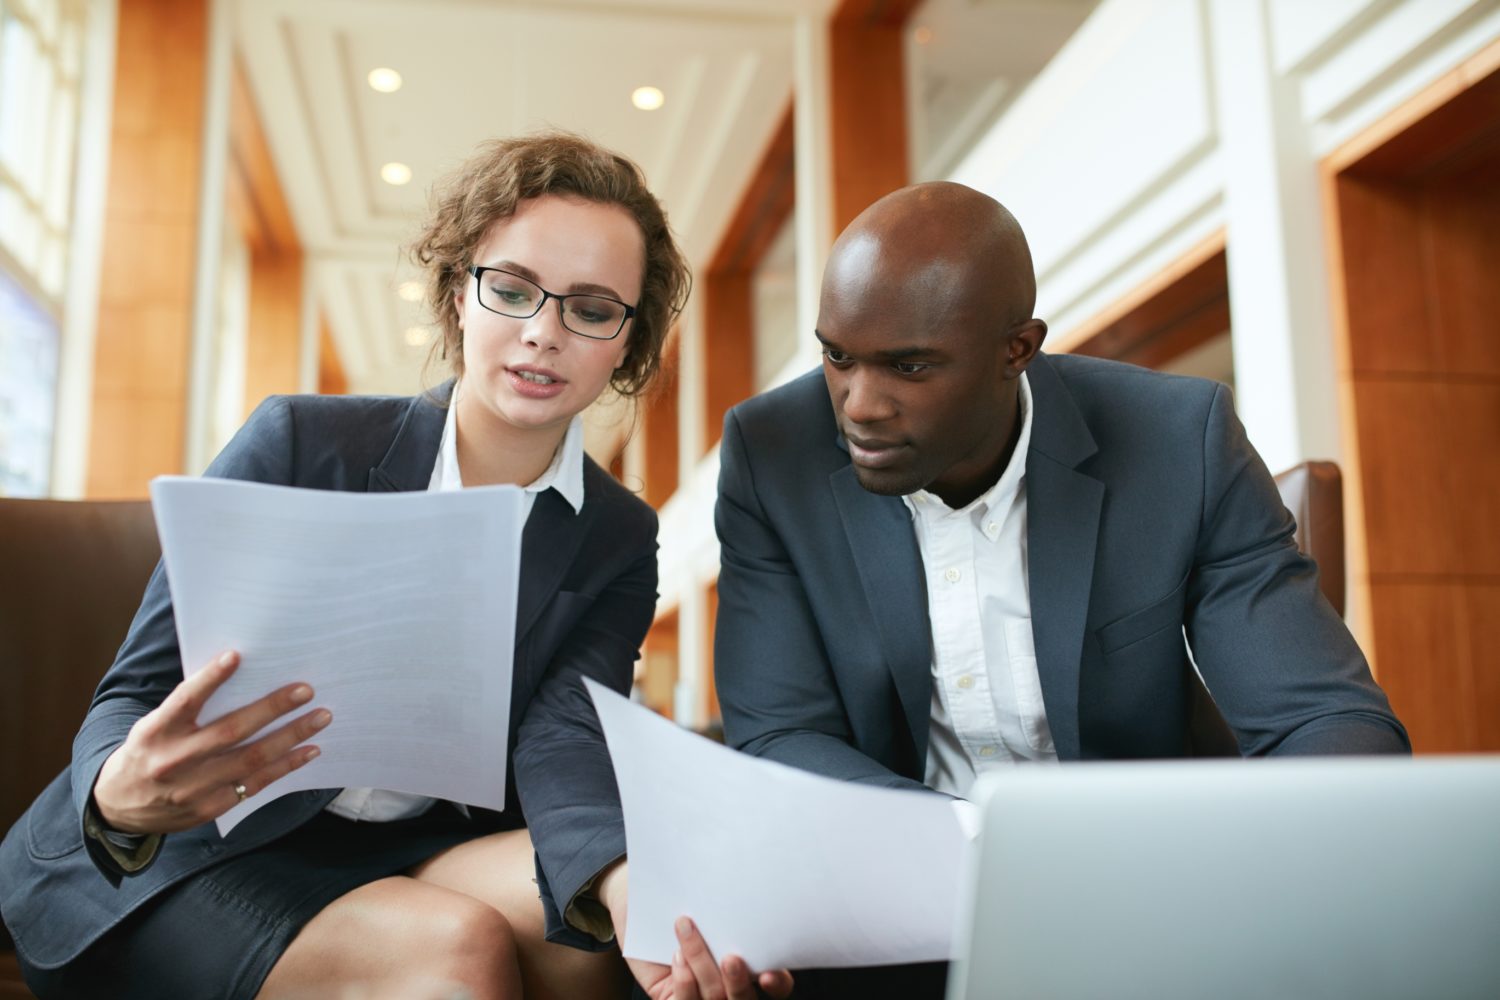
[712,182,1408,994]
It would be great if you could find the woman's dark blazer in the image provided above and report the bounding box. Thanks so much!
[0,383,656,971]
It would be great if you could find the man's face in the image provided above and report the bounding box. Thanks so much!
[816,240,1033,504]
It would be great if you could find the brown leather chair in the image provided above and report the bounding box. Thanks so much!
[1188,460,1346,755]
[0,498,160,990]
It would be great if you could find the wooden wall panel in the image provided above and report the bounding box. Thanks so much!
[1327,58,1500,751]
[1423,157,1500,376]
[1334,177,1430,375]
[1466,584,1500,746]
[86,0,207,498]
[1368,583,1480,752]
[1350,381,1465,577]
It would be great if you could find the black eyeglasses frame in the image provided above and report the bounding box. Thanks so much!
[466,266,637,341]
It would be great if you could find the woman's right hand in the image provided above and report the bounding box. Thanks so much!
[92,650,330,835]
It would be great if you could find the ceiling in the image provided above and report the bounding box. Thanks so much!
[235,0,1095,399]
[237,0,827,396]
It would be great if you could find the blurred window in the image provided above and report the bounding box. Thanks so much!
[0,0,87,495]
[0,0,85,300]
[0,268,58,495]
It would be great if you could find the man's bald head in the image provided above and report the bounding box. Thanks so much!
[823,182,1037,336]
[815,182,1047,509]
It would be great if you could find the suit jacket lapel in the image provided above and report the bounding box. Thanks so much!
[830,463,934,768]
[516,487,592,643]
[1024,355,1103,761]
[367,382,452,494]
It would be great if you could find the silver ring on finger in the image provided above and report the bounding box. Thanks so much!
[234,782,248,802]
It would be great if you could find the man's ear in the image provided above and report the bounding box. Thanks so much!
[1007,318,1048,374]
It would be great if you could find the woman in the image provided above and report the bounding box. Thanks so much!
[0,132,717,999]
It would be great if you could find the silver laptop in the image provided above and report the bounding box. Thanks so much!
[947,758,1500,1000]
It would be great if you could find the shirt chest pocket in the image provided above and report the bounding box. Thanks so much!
[1005,619,1054,755]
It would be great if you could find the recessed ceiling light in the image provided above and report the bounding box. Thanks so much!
[631,86,665,111]
[398,280,424,302]
[368,67,403,93]
[404,325,429,347]
[913,26,934,45]
[381,162,412,186]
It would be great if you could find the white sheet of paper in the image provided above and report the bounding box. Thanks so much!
[586,679,972,970]
[150,476,523,835]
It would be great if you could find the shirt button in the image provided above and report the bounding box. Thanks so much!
[985,521,998,536]
[944,567,961,583]
[957,675,975,690]
[977,745,997,758]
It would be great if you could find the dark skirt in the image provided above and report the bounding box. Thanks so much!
[20,805,480,1000]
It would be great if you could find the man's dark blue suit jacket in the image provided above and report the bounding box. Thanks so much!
[1,384,654,971]
[714,353,1407,788]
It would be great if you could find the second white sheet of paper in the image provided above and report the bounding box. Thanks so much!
[586,679,974,970]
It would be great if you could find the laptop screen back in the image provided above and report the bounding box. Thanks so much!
[947,758,1500,1000]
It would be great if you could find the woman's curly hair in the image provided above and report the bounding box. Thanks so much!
[410,131,690,397]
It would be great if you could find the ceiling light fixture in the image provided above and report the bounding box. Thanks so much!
[368,67,403,93]
[398,280,424,302]
[381,162,412,186]
[404,325,428,347]
[631,86,665,111]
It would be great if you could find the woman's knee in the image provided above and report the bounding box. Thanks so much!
[417,893,520,986]
[260,879,522,1000]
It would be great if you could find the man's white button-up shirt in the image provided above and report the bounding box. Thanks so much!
[902,373,1057,799]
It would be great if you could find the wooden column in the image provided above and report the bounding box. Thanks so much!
[228,58,304,414]
[703,581,721,725]
[643,335,681,509]
[86,0,207,498]
[699,104,795,455]
[243,255,302,409]
[700,271,755,452]
[318,316,348,395]
[641,608,680,720]
[829,0,918,232]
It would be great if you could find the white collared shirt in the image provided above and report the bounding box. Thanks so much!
[326,393,586,822]
[902,373,1056,800]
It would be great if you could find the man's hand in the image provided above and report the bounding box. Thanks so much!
[669,917,795,1000]
[597,861,794,1000]
[93,650,329,834]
